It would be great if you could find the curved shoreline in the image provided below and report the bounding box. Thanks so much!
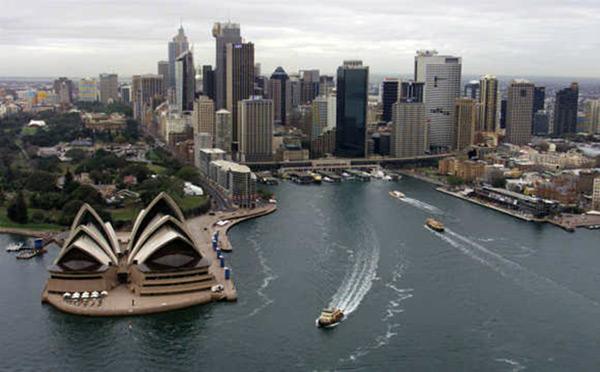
[0,227,63,238]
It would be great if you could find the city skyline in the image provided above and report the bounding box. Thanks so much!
[2,0,599,78]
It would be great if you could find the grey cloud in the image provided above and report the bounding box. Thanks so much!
[0,0,598,77]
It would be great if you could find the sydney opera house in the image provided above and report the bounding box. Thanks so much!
[42,193,234,316]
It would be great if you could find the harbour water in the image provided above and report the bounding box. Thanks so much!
[2,177,600,371]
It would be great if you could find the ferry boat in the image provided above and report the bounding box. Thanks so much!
[425,218,445,232]
[6,242,24,252]
[389,190,406,199]
[316,308,344,328]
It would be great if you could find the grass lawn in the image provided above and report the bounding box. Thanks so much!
[109,206,141,222]
[179,195,209,212]
[147,163,167,175]
[0,207,63,231]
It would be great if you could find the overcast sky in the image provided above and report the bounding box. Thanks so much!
[1,0,599,78]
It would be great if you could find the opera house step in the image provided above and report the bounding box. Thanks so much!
[138,280,217,296]
[142,273,215,286]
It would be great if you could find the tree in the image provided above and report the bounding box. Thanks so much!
[447,175,465,187]
[175,166,201,184]
[25,170,58,192]
[69,185,104,206]
[63,168,79,194]
[7,192,28,224]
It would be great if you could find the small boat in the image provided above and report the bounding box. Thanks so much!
[425,218,445,232]
[389,190,405,199]
[323,177,334,183]
[383,175,392,181]
[6,242,24,252]
[316,308,345,328]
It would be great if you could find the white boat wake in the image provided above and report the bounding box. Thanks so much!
[428,227,600,308]
[341,260,412,364]
[399,197,443,215]
[328,225,380,316]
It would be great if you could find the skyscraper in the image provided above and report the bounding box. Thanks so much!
[390,81,427,158]
[464,80,480,100]
[505,79,534,145]
[53,77,74,105]
[175,50,195,112]
[268,67,290,125]
[454,98,478,151]
[99,73,118,104]
[381,78,399,123]
[311,95,329,140]
[300,70,320,104]
[335,60,369,158]
[215,109,232,152]
[202,65,216,101]
[533,86,546,113]
[238,97,273,162]
[168,26,189,89]
[586,100,600,134]
[479,75,498,132]
[157,61,169,95]
[554,82,579,136]
[226,42,255,146]
[212,22,242,110]
[319,75,335,96]
[78,78,98,102]
[132,74,163,121]
[192,96,215,142]
[415,50,462,152]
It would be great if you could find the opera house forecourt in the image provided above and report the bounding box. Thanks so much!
[41,193,236,316]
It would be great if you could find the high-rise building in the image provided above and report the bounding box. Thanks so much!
[132,74,164,121]
[175,50,195,112]
[586,100,600,134]
[533,111,550,135]
[479,75,498,132]
[202,65,216,101]
[381,78,399,123]
[99,73,118,104]
[319,75,335,96]
[505,80,534,145]
[311,95,329,140]
[168,26,189,89]
[326,91,337,131]
[335,60,368,158]
[390,81,426,158]
[157,61,169,95]
[192,96,215,143]
[78,78,98,102]
[215,109,233,153]
[415,50,462,151]
[593,177,600,211]
[120,85,131,105]
[533,86,546,113]
[288,75,302,111]
[268,67,290,125]
[301,70,320,104]
[554,82,579,136]
[464,80,480,100]
[53,77,74,105]
[212,21,242,110]
[455,98,478,151]
[500,99,507,129]
[237,97,273,162]
[226,42,255,145]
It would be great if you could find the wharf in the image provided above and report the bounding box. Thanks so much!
[436,187,544,223]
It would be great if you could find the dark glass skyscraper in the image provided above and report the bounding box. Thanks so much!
[335,60,368,158]
[554,83,579,136]
[533,86,545,113]
[269,67,289,125]
[381,78,399,123]
[202,65,215,101]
